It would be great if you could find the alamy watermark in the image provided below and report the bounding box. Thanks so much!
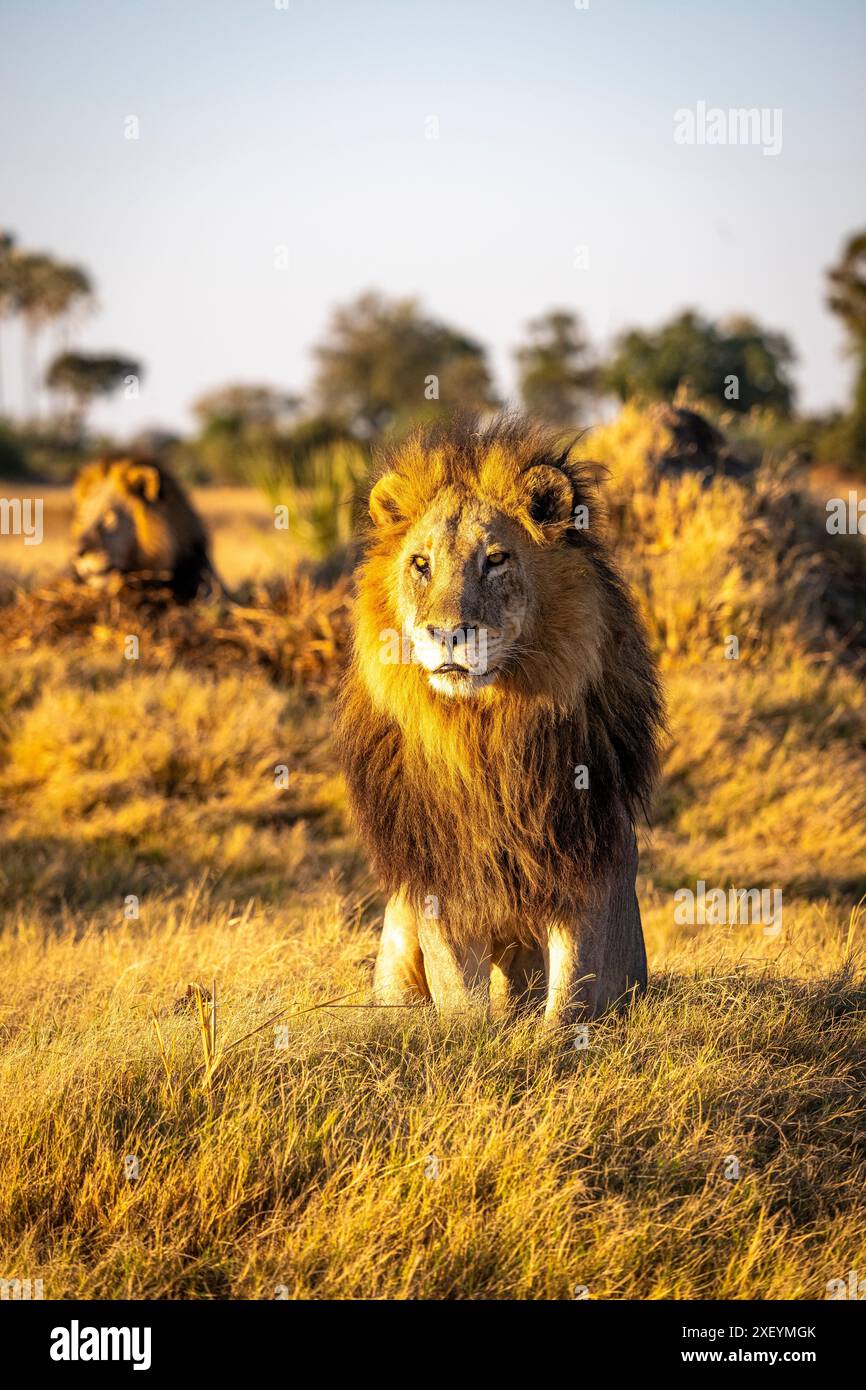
[674,880,783,936]
[674,102,782,157]
[1,1276,44,1299]
[0,497,43,545]
[826,1268,865,1300]
[826,493,866,535]
[380,624,490,672]
[50,1322,152,1370]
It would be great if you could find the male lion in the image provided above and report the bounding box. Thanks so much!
[336,417,664,1024]
[71,455,214,601]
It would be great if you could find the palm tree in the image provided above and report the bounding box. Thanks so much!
[44,261,92,347]
[13,252,56,419]
[0,232,16,416]
[10,253,92,419]
[40,261,93,419]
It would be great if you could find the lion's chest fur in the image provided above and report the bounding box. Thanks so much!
[336,676,629,944]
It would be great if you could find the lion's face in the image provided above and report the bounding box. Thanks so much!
[393,490,532,697]
[72,459,178,587]
[363,433,605,707]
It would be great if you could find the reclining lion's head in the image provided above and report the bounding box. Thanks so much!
[72,456,211,601]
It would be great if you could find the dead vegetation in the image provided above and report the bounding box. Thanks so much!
[0,572,352,694]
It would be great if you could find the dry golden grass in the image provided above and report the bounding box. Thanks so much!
[0,574,351,694]
[1,886,863,1299]
[1,408,865,1300]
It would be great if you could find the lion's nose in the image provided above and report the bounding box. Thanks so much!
[426,623,480,641]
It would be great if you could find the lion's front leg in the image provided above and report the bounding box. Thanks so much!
[416,916,491,1015]
[544,830,648,1025]
[374,890,431,1003]
[544,922,600,1025]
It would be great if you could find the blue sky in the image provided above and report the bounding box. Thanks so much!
[2,0,864,435]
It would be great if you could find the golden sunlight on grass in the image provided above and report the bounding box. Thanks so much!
[0,403,865,1299]
[1,890,863,1298]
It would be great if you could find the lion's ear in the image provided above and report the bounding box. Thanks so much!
[520,465,574,529]
[124,462,162,504]
[74,459,110,500]
[368,472,404,527]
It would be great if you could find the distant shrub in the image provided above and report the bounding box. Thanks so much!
[0,419,93,482]
[280,416,356,484]
[183,413,356,487]
[0,422,28,478]
[247,440,369,560]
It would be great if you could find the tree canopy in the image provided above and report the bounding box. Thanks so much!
[191,383,302,432]
[826,229,866,464]
[826,230,866,347]
[311,291,497,435]
[515,309,597,426]
[602,309,795,415]
[46,352,142,423]
[0,232,96,417]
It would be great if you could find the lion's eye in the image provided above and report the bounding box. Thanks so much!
[410,554,430,576]
[486,551,509,569]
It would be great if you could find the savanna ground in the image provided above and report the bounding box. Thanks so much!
[1,403,865,1300]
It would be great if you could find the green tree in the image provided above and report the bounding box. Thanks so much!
[826,229,866,464]
[515,309,597,426]
[602,309,795,415]
[191,382,302,432]
[45,351,142,436]
[189,382,303,484]
[311,290,498,435]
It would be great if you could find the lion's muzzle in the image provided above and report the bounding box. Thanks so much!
[409,622,508,696]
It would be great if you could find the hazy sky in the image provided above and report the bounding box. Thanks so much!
[2,0,865,436]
